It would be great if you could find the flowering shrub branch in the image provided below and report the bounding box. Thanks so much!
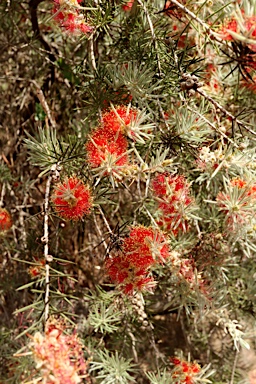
[2,0,256,383]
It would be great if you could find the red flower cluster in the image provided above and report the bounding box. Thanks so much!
[218,17,238,41]
[86,128,129,168]
[179,258,207,294]
[0,208,12,231]
[86,105,140,178]
[30,319,87,384]
[171,357,201,384]
[51,177,93,220]
[106,226,170,294]
[151,173,193,235]
[170,251,208,294]
[86,105,154,178]
[101,106,137,135]
[218,14,256,52]
[216,178,256,231]
[52,0,92,34]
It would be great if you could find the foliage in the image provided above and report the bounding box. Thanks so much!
[1,0,256,383]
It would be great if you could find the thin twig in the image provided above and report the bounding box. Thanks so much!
[230,350,239,384]
[127,329,138,363]
[93,213,108,250]
[157,99,169,133]
[32,81,57,129]
[197,88,256,137]
[182,98,239,148]
[43,173,52,323]
[88,37,97,72]
[169,0,224,45]
[19,193,29,249]
[29,0,55,62]
[0,183,6,207]
[98,206,113,234]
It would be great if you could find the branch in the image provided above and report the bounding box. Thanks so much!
[181,97,239,148]
[29,0,56,71]
[42,173,52,323]
[169,0,224,45]
[230,350,239,384]
[42,164,62,322]
[32,80,57,128]
[98,206,113,235]
[197,88,256,137]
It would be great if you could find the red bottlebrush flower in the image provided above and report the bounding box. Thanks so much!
[182,362,190,372]
[105,226,169,294]
[101,106,137,134]
[152,173,190,199]
[152,172,169,196]
[101,105,154,144]
[171,357,201,384]
[30,318,87,383]
[152,173,193,235]
[0,208,12,231]
[62,12,76,32]
[218,17,239,41]
[123,226,170,269]
[52,0,92,35]
[105,252,156,295]
[51,177,93,220]
[86,127,129,168]
[53,7,65,22]
[122,0,134,12]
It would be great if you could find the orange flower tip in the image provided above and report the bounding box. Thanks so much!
[0,208,12,231]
